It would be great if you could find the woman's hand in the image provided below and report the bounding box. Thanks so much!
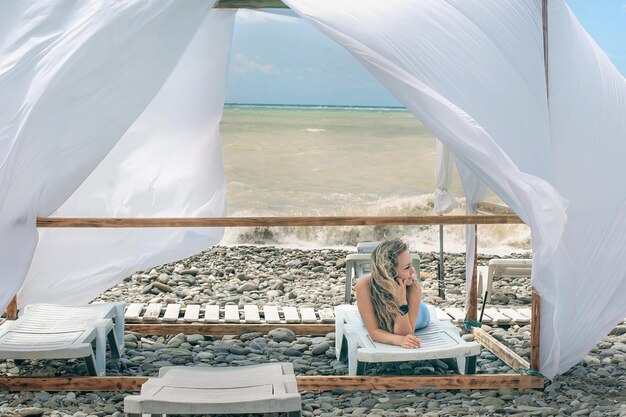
[399,334,421,349]
[395,278,408,304]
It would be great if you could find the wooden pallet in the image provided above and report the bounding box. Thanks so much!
[444,306,532,325]
[123,303,538,326]
[124,303,336,325]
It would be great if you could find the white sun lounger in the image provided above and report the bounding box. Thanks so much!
[124,363,301,416]
[335,304,481,376]
[478,258,532,302]
[0,303,125,376]
[344,241,421,303]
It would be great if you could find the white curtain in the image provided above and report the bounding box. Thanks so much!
[0,1,234,309]
[434,140,458,216]
[286,0,626,378]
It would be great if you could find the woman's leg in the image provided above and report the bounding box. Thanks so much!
[414,302,431,330]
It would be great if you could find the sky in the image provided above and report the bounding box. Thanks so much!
[224,1,626,107]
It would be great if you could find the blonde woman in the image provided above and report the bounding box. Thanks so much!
[355,239,430,349]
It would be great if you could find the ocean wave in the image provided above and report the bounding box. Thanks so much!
[222,194,531,255]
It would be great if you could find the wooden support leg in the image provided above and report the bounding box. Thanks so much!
[5,295,18,320]
[531,290,541,372]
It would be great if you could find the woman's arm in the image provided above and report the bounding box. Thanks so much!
[392,281,421,335]
[355,276,421,348]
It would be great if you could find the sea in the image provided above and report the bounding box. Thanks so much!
[219,104,531,255]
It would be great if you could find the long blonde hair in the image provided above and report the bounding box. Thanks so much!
[370,239,408,332]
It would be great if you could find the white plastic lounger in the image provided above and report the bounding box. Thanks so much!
[335,304,481,376]
[0,303,125,376]
[344,241,421,303]
[478,259,532,302]
[124,363,301,416]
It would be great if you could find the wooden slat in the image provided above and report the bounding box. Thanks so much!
[318,308,335,323]
[435,307,452,321]
[479,310,493,325]
[283,306,300,323]
[124,303,144,322]
[162,304,180,322]
[472,328,530,372]
[518,308,532,320]
[499,308,530,324]
[483,308,511,324]
[215,0,288,8]
[224,305,240,323]
[0,374,543,392]
[36,215,524,228]
[204,305,220,323]
[300,307,317,323]
[183,304,200,322]
[142,303,162,322]
[263,305,281,323]
[243,305,261,323]
[125,323,334,336]
[444,307,466,323]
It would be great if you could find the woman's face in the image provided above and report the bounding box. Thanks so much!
[394,250,415,282]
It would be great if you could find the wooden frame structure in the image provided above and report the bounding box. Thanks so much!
[2,212,543,391]
[0,0,550,393]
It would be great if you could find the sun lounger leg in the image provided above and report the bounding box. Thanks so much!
[455,355,466,375]
[113,302,125,357]
[335,308,346,360]
[94,321,107,376]
[346,331,360,376]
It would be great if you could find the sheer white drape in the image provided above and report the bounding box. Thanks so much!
[286,0,626,378]
[0,1,234,309]
[434,140,458,216]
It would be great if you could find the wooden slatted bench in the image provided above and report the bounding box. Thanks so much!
[123,304,539,326]
[124,303,336,325]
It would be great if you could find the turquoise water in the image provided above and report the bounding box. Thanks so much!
[220,104,530,254]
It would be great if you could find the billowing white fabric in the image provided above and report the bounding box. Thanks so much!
[434,140,458,215]
[286,0,626,378]
[539,2,626,376]
[0,1,230,309]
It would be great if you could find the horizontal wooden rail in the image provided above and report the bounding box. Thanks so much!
[36,215,523,228]
[0,374,544,392]
[215,0,288,8]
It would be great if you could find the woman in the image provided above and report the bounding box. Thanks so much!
[355,239,430,349]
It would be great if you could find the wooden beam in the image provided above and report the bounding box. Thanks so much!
[36,215,523,228]
[472,327,530,372]
[125,323,334,336]
[0,374,544,392]
[531,291,541,371]
[215,0,288,8]
[5,295,18,320]
[297,374,544,391]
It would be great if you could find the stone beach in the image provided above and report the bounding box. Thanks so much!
[1,245,624,416]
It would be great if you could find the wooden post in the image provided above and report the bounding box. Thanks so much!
[466,225,478,321]
[5,295,18,320]
[530,290,541,371]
